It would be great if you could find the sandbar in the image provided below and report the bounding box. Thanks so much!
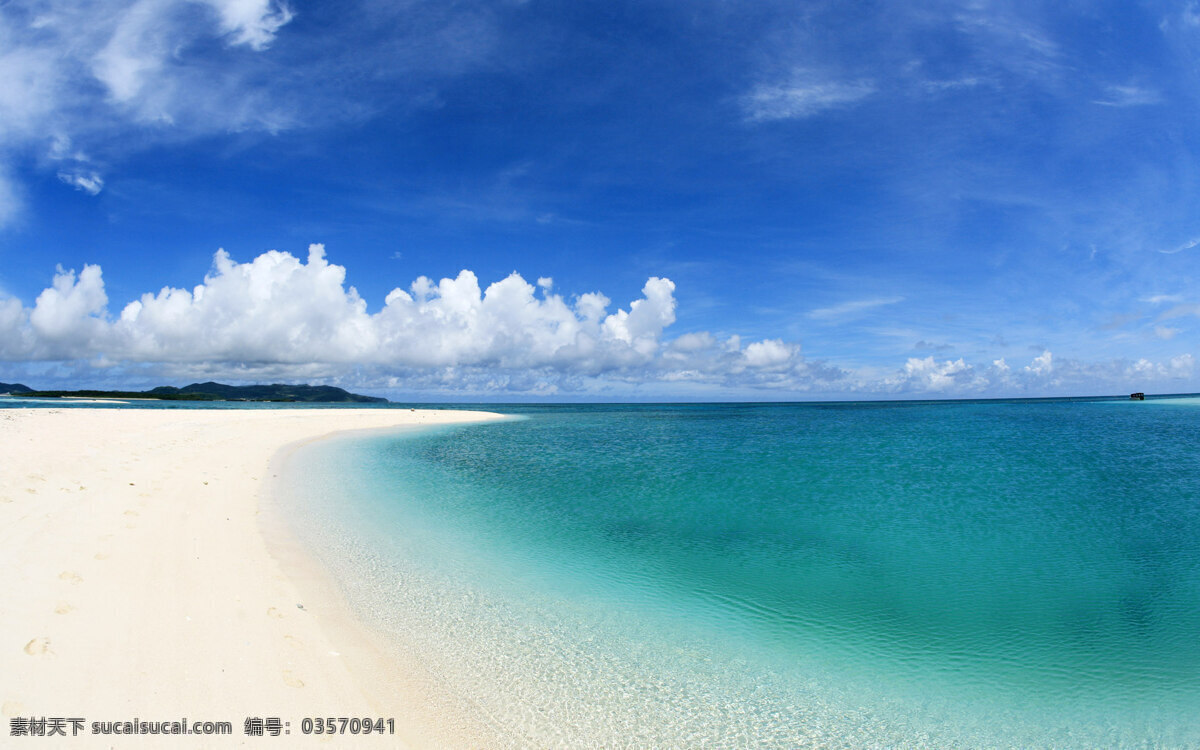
[0,406,504,747]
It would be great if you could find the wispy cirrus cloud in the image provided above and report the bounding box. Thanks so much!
[949,4,1062,81]
[743,72,875,122]
[0,168,20,227]
[1093,84,1161,107]
[1158,303,1200,321]
[1143,294,1184,305]
[0,0,515,229]
[1159,237,1200,254]
[57,170,105,196]
[920,76,987,93]
[0,0,296,222]
[807,296,904,321]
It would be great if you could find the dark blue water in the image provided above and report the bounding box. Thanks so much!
[281,398,1200,747]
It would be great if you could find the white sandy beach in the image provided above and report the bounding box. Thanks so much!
[0,406,504,747]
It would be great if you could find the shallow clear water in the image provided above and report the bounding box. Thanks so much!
[281,399,1200,748]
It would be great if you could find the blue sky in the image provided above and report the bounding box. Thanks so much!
[1,0,1199,399]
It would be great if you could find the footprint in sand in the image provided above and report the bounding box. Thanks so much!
[23,637,53,657]
[58,571,83,585]
[0,495,10,503]
[94,552,109,560]
[281,670,305,688]
[266,607,284,619]
[283,635,303,649]
[54,603,74,615]
[123,510,139,517]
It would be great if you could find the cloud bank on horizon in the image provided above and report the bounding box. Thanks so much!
[2,0,1200,398]
[2,247,1193,398]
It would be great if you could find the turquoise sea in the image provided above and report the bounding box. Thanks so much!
[275,398,1199,747]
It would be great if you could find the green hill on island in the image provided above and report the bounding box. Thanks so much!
[2,381,387,403]
[151,382,387,403]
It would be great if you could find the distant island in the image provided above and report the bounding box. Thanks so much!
[0,381,387,403]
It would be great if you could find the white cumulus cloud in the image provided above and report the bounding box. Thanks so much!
[1170,354,1195,377]
[0,245,849,393]
[892,356,980,392]
[1025,350,1053,376]
[743,339,796,369]
[2,247,1197,399]
[201,0,294,50]
[29,264,108,342]
[5,246,686,377]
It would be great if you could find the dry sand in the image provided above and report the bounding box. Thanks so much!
[0,406,505,747]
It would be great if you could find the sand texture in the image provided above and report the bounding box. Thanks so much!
[0,406,503,747]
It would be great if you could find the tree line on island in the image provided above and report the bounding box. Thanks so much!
[0,381,387,403]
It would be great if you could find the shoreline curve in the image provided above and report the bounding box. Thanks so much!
[0,406,504,748]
